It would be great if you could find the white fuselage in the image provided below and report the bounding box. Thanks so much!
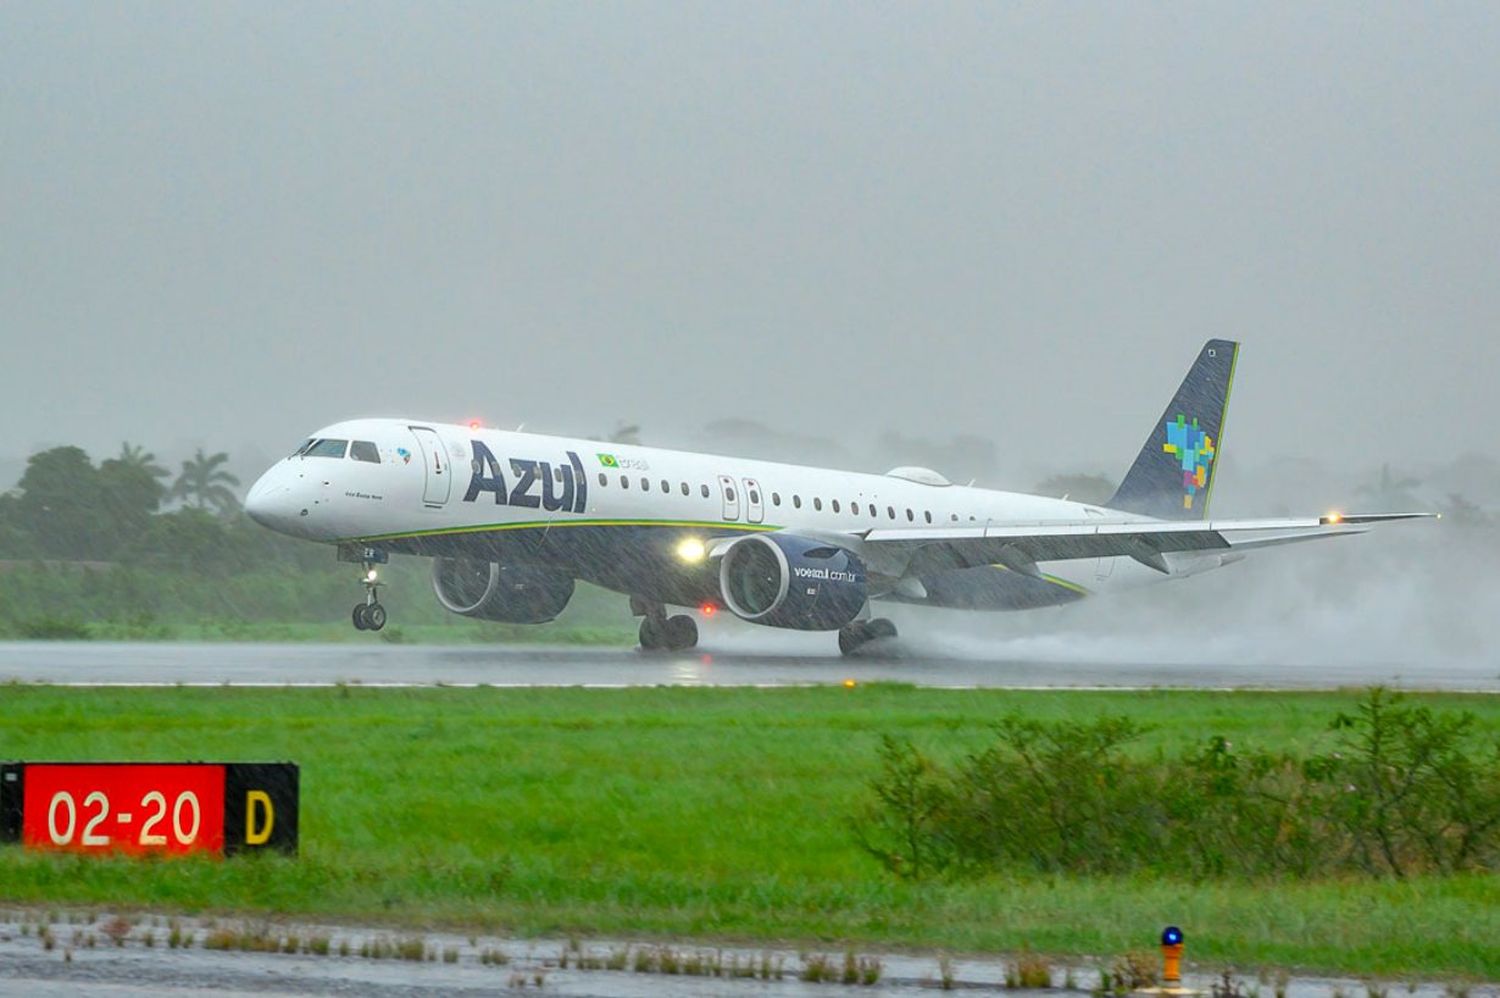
[246,418,1181,612]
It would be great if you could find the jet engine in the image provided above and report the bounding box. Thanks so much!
[431,557,575,624]
[718,534,867,630]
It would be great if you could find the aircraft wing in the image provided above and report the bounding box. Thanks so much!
[854,513,1433,577]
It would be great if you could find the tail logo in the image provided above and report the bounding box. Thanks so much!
[1163,414,1215,510]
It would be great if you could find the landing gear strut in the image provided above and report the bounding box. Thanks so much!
[632,597,698,652]
[352,562,387,632]
[838,617,897,656]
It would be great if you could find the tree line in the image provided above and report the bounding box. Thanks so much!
[0,444,318,572]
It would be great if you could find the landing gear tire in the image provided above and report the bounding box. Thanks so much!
[353,602,387,632]
[639,613,699,652]
[639,615,667,651]
[664,614,698,651]
[838,617,898,656]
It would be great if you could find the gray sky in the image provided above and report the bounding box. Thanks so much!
[3,2,1496,490]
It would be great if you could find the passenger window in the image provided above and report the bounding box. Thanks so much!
[681,482,689,496]
[640,477,650,491]
[793,495,802,509]
[951,513,959,522]
[661,479,670,493]
[887,506,896,519]
[621,475,630,489]
[750,490,760,504]
[700,484,710,498]
[771,492,781,506]
[924,511,932,523]
[850,502,860,516]
[555,466,564,481]
[869,504,877,517]
[813,497,822,511]
[598,473,607,487]
[349,441,381,463]
[726,487,736,502]
[906,508,914,521]
[831,500,840,513]
[304,438,348,459]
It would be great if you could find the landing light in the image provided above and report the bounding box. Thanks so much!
[365,569,379,583]
[1325,510,1344,524]
[676,538,706,563]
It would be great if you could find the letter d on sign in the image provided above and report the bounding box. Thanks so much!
[245,791,273,845]
[222,763,298,856]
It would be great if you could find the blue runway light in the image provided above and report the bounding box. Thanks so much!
[1161,926,1184,946]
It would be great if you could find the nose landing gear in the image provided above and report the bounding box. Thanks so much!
[351,562,387,632]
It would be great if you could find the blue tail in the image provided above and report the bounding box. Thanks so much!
[1106,339,1239,520]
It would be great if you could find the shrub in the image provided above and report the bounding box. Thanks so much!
[854,689,1500,880]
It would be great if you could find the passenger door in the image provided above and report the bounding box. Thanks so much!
[409,426,452,507]
[717,474,740,521]
[742,478,764,524]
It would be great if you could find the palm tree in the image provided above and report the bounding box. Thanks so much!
[114,442,170,482]
[170,449,242,514]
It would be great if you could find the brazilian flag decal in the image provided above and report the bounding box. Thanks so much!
[597,453,619,468]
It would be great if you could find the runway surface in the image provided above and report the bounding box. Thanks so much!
[0,640,1494,689]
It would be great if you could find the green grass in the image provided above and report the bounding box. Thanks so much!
[3,685,1499,977]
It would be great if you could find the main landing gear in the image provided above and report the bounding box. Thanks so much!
[838,617,897,656]
[632,597,698,652]
[352,562,387,632]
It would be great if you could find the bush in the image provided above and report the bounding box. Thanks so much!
[854,689,1500,880]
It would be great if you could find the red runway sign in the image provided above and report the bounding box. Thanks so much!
[1,762,297,856]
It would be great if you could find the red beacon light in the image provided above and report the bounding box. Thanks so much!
[467,419,483,430]
[700,602,717,617]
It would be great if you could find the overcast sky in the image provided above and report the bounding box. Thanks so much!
[2,3,1496,488]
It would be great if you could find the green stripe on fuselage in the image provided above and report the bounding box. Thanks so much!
[990,562,1092,597]
[340,518,781,545]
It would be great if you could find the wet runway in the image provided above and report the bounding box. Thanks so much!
[0,640,1494,690]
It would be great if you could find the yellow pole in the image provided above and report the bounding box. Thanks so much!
[1160,926,1184,987]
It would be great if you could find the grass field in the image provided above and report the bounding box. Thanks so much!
[2,685,1498,978]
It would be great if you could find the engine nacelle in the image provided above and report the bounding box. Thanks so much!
[431,557,575,624]
[719,534,867,631]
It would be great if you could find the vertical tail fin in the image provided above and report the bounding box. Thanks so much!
[1106,339,1239,520]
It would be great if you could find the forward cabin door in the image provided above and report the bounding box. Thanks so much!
[409,426,452,507]
[742,478,764,524]
[717,474,740,521]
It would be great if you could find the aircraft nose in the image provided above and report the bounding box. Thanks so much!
[245,470,293,530]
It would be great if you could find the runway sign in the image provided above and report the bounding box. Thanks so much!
[0,762,298,856]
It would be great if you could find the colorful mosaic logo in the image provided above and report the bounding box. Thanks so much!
[1163,414,1215,510]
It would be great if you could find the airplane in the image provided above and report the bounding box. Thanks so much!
[245,340,1430,655]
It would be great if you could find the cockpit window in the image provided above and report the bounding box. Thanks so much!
[290,439,314,458]
[303,438,348,459]
[349,441,381,464]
